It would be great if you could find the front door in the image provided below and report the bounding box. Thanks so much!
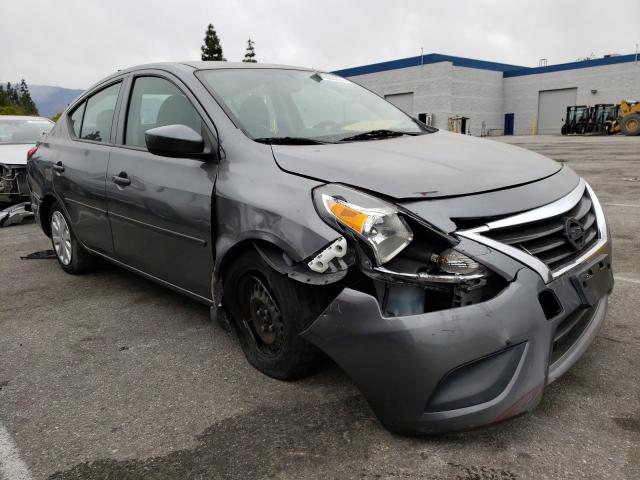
[52,81,122,255]
[106,74,217,300]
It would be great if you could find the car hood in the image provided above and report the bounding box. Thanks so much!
[0,144,33,166]
[271,130,562,199]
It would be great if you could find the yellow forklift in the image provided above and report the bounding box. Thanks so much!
[609,100,640,136]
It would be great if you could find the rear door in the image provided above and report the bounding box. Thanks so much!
[52,80,123,255]
[106,72,217,300]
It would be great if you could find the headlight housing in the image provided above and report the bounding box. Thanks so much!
[313,184,413,265]
[433,248,484,275]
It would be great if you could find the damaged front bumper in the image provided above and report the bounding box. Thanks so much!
[0,202,34,227]
[301,245,612,434]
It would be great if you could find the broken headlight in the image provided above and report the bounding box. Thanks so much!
[313,184,413,265]
[432,248,485,276]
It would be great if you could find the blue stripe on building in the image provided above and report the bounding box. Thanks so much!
[333,54,526,77]
[334,52,640,78]
[503,53,639,77]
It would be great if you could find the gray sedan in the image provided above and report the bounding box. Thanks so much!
[26,62,613,434]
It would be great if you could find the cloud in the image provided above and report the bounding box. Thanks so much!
[1,0,639,89]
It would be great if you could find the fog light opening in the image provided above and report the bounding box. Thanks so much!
[538,290,562,320]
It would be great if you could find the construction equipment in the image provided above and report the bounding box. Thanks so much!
[617,100,640,136]
[592,104,618,135]
[561,106,591,134]
[561,101,640,136]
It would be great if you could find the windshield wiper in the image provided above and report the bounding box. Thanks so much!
[339,129,419,142]
[253,136,329,145]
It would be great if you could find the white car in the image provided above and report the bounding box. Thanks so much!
[0,115,54,203]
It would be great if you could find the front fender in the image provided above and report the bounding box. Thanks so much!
[210,135,340,310]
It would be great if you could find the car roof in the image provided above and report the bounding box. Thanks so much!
[112,61,322,77]
[0,115,53,123]
[75,62,332,108]
[181,61,319,71]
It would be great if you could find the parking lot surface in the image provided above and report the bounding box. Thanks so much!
[1,135,639,480]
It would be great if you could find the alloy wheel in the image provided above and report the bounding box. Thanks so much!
[51,210,72,265]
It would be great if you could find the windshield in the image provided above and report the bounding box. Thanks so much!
[197,69,426,142]
[0,118,53,144]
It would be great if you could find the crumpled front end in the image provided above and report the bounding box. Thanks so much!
[302,264,610,434]
[298,178,613,434]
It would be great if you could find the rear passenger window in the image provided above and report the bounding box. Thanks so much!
[79,83,121,143]
[125,76,202,148]
[69,102,85,137]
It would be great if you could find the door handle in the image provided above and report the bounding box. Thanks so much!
[112,172,131,187]
[53,161,65,173]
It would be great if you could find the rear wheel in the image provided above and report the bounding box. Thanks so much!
[223,249,337,380]
[49,203,97,274]
[620,114,640,136]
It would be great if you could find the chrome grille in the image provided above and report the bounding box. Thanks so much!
[481,189,599,272]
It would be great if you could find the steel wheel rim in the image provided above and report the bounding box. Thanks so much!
[240,275,285,357]
[51,211,72,266]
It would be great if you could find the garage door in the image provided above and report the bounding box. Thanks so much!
[537,88,577,135]
[384,92,414,115]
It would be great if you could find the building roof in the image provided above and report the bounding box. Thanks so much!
[503,53,639,77]
[333,53,525,77]
[334,52,640,78]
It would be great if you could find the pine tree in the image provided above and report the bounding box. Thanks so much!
[200,24,226,61]
[18,79,38,115]
[242,38,257,63]
[6,82,19,105]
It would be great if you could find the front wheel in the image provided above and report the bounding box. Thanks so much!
[223,249,337,380]
[621,114,640,136]
[49,203,97,274]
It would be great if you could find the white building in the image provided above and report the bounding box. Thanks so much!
[334,53,640,135]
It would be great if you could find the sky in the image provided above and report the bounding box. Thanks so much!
[2,0,639,89]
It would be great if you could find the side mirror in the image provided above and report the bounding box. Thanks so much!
[145,124,205,157]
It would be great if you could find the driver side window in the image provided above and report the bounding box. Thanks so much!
[125,76,202,148]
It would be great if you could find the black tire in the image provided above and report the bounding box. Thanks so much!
[223,248,337,380]
[620,114,640,136]
[561,125,568,135]
[49,202,97,274]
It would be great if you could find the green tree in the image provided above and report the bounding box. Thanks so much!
[242,38,257,63]
[200,24,226,61]
[18,79,38,115]
[0,84,7,106]
[0,82,36,115]
[6,82,19,105]
[51,112,63,122]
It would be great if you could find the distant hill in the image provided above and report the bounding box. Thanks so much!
[28,84,84,118]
